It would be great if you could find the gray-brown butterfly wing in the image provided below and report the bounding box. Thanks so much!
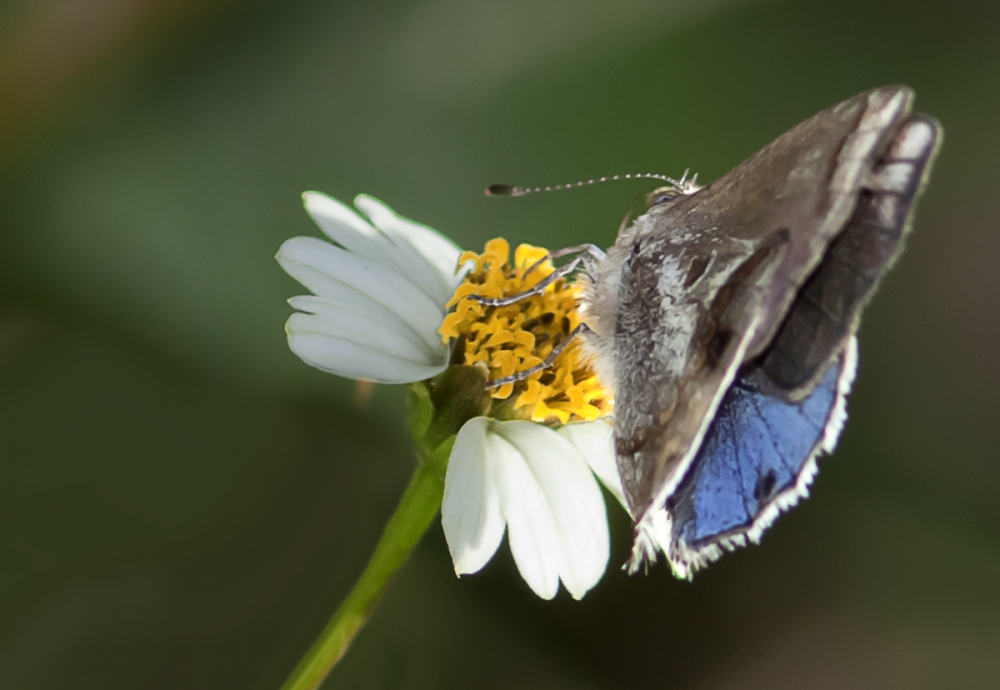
[662,114,942,577]
[592,87,918,546]
[760,113,943,396]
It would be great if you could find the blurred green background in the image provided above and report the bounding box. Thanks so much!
[1,0,998,688]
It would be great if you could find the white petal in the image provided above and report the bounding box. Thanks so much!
[559,420,628,511]
[286,310,434,366]
[441,417,506,576]
[303,192,467,306]
[277,236,444,351]
[302,192,395,265]
[286,328,447,384]
[489,427,562,599]
[493,421,610,600]
[354,195,453,304]
[355,195,464,293]
[288,295,444,362]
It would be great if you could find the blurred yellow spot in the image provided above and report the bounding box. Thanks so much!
[352,379,376,409]
[439,239,613,425]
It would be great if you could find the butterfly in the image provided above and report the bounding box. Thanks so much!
[574,86,942,577]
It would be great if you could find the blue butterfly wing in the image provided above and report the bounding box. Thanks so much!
[666,337,857,577]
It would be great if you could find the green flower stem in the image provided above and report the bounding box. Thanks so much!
[279,437,451,690]
[280,367,490,690]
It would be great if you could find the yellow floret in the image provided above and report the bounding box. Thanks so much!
[438,239,613,425]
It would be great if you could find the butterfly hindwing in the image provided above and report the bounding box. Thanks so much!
[665,338,857,578]
[760,115,942,397]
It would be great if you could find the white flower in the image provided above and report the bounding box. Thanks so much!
[277,192,625,599]
[277,192,463,384]
[442,417,625,599]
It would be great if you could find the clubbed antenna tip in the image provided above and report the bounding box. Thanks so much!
[485,184,516,196]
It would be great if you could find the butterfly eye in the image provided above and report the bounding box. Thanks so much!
[649,191,677,206]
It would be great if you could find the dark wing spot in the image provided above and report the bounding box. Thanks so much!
[705,326,733,369]
[683,255,710,289]
[708,282,739,322]
[615,426,652,457]
[754,470,778,502]
[698,232,789,371]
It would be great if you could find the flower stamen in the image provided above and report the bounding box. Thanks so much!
[439,239,613,425]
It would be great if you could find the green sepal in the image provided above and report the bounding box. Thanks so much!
[406,381,434,442]
[421,365,491,451]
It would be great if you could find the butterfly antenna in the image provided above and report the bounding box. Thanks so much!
[486,173,683,197]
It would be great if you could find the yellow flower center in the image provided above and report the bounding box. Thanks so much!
[439,238,613,425]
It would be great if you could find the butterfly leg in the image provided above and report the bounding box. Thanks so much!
[485,323,591,388]
[468,255,586,307]
[522,243,607,281]
[469,244,604,307]
[470,258,581,307]
[467,244,605,307]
